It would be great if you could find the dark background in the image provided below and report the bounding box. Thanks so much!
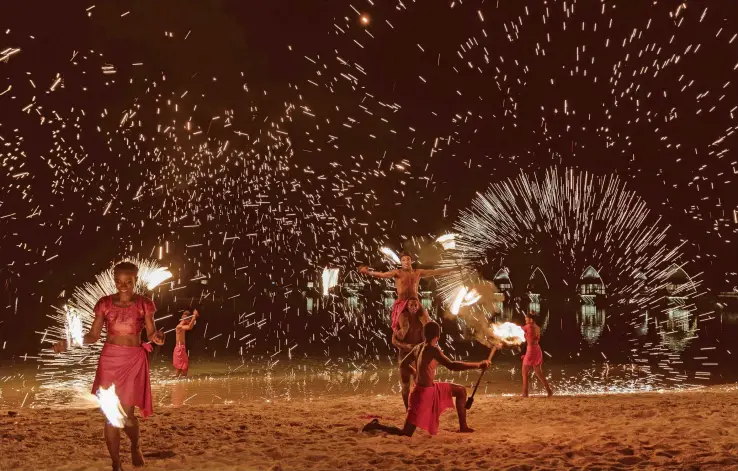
[1,1,736,360]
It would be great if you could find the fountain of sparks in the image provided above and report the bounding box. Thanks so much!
[436,168,694,308]
[37,258,172,387]
[434,167,720,391]
[379,247,401,266]
[321,268,340,296]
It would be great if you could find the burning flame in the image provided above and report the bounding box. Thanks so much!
[64,306,84,348]
[321,268,339,296]
[451,286,468,315]
[96,385,127,428]
[380,247,401,265]
[142,267,172,290]
[435,233,456,250]
[491,322,525,345]
[450,286,482,315]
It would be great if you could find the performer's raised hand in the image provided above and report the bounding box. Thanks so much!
[358,265,370,274]
[52,340,68,353]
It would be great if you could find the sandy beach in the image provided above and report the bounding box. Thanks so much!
[2,388,737,471]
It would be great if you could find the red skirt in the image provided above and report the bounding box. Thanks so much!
[91,343,153,417]
[523,344,543,366]
[173,344,189,370]
[406,382,455,435]
[390,299,409,331]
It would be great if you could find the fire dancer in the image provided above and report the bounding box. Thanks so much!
[363,321,490,436]
[174,309,199,377]
[53,261,165,471]
[358,252,456,331]
[392,297,430,409]
[521,311,553,397]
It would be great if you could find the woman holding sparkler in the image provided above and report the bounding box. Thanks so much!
[521,311,553,398]
[53,261,165,471]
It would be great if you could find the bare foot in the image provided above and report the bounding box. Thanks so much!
[547,388,553,397]
[112,461,123,471]
[132,446,145,467]
[362,418,380,432]
[459,426,475,433]
[520,394,529,398]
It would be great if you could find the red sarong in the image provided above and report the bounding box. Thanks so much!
[523,344,543,366]
[91,343,153,418]
[391,299,409,331]
[173,344,189,370]
[406,382,455,435]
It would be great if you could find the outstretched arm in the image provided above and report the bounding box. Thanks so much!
[358,266,397,279]
[431,345,488,372]
[417,267,458,278]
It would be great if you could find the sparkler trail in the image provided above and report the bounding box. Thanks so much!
[0,1,735,399]
[37,258,170,386]
[437,167,693,307]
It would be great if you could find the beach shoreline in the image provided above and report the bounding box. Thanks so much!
[2,388,738,470]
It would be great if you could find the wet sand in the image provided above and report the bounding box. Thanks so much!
[2,388,737,471]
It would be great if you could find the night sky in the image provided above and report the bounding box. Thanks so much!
[1,1,737,357]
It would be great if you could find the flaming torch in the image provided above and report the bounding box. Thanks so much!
[64,306,84,348]
[466,323,525,409]
[379,246,401,265]
[491,322,525,346]
[95,385,127,428]
[141,267,172,290]
[321,268,340,296]
[450,286,482,315]
[435,233,456,250]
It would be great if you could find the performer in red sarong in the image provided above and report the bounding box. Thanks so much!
[391,297,429,410]
[173,309,199,377]
[54,262,165,471]
[358,252,455,330]
[521,311,553,398]
[362,321,490,436]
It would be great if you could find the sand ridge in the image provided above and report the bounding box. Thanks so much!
[1,389,737,470]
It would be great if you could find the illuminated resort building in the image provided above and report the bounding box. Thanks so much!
[526,267,549,303]
[578,266,606,304]
[577,304,607,345]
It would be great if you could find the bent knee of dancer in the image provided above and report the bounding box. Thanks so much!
[451,384,467,398]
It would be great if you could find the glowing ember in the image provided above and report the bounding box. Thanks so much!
[321,268,339,296]
[450,286,468,315]
[379,247,401,265]
[141,267,172,290]
[64,306,84,348]
[360,14,370,25]
[463,288,481,305]
[95,385,127,428]
[491,322,525,346]
[450,285,483,315]
[435,233,456,250]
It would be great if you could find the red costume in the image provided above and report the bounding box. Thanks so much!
[173,344,189,370]
[406,382,455,435]
[522,323,543,366]
[91,295,156,417]
[390,299,409,331]
[405,344,455,435]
